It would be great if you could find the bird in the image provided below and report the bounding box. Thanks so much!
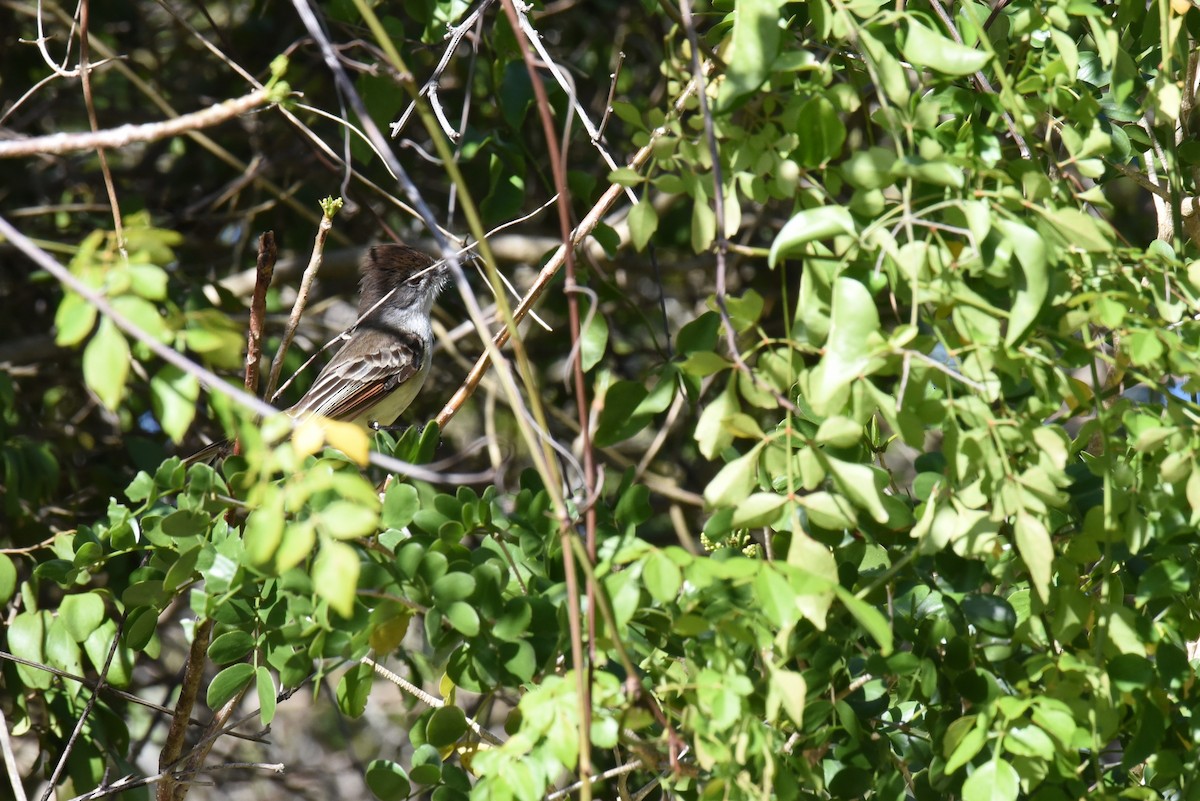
[187,243,448,462]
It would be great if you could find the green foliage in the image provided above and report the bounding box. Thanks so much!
[5,0,1200,799]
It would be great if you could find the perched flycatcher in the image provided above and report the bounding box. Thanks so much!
[190,243,447,461]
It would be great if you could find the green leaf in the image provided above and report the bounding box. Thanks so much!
[608,166,643,186]
[944,716,986,774]
[643,548,683,602]
[336,661,373,718]
[382,482,420,530]
[256,665,277,726]
[858,27,910,103]
[150,365,200,444]
[691,199,716,253]
[313,541,360,618]
[55,292,97,346]
[704,444,763,507]
[59,593,105,643]
[998,220,1048,347]
[83,618,133,685]
[717,0,784,108]
[83,317,130,411]
[825,458,889,523]
[677,311,720,355]
[815,416,862,447]
[580,301,609,373]
[595,380,649,446]
[794,96,846,167]
[1014,513,1053,603]
[767,669,807,727]
[446,601,480,636]
[8,611,51,689]
[902,19,990,76]
[834,586,894,655]
[769,206,857,266]
[426,705,468,748]
[365,760,411,801]
[111,295,171,343]
[432,573,476,606]
[317,501,379,541]
[961,758,1019,801]
[1127,330,1164,366]
[0,554,15,606]
[809,278,882,415]
[208,630,255,664]
[628,198,659,250]
[696,379,739,459]
[244,500,285,566]
[207,663,255,710]
[1043,207,1112,252]
[731,492,788,528]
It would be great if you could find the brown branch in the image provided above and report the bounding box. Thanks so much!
[156,620,214,801]
[0,86,276,159]
[502,1,595,793]
[244,231,277,397]
[265,207,336,402]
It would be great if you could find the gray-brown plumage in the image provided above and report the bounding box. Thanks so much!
[187,243,448,462]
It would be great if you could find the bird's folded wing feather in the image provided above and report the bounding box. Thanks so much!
[289,334,422,424]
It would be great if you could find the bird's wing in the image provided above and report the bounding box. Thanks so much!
[289,331,425,425]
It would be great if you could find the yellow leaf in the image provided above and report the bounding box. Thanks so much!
[292,417,325,459]
[323,419,371,466]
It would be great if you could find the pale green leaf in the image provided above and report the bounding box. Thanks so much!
[961,758,1019,801]
[903,19,990,76]
[59,592,105,643]
[628,198,659,251]
[580,302,609,373]
[313,540,360,617]
[704,444,763,507]
[83,317,130,411]
[692,199,716,253]
[256,665,277,726]
[769,206,857,266]
[696,379,739,459]
[808,277,882,415]
[55,292,97,346]
[150,365,200,444]
[834,586,894,654]
[1014,512,1053,603]
[731,492,788,528]
[998,221,1047,347]
[815,416,862,447]
[768,669,807,727]
[717,0,784,107]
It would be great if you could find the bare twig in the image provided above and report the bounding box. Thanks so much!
[546,759,646,801]
[68,762,284,801]
[362,657,505,746]
[0,86,278,158]
[0,705,27,801]
[39,608,126,801]
[265,207,336,401]
[389,0,498,138]
[78,0,124,249]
